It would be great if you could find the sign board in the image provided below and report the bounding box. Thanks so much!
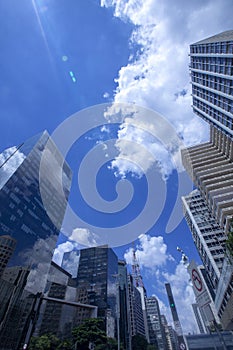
[188,260,211,307]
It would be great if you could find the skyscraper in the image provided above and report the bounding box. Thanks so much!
[0,130,72,349]
[190,30,233,138]
[191,304,206,334]
[160,315,178,350]
[76,245,118,338]
[182,127,233,235]
[146,296,167,350]
[118,260,131,350]
[127,274,146,339]
[0,235,16,277]
[182,30,233,330]
[34,261,97,340]
[0,131,72,291]
[182,190,226,289]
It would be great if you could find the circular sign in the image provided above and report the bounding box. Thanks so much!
[192,269,202,292]
[180,342,186,350]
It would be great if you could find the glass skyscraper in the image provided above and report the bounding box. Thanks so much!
[76,245,118,338]
[0,235,16,277]
[0,130,72,349]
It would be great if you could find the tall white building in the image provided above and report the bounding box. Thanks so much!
[182,190,226,289]
[182,127,233,234]
[182,31,233,330]
[190,30,233,138]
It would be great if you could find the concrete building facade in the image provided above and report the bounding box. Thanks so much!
[182,31,233,331]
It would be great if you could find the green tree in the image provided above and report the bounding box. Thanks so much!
[147,344,158,350]
[57,339,73,350]
[29,334,60,350]
[72,318,107,350]
[95,337,125,350]
[132,334,148,350]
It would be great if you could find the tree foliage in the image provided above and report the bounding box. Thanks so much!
[72,318,107,349]
[29,319,125,350]
[147,344,158,350]
[29,334,61,350]
[132,334,148,350]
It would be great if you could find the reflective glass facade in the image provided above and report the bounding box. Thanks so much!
[0,131,72,349]
[76,246,118,337]
[34,262,97,340]
[0,235,16,277]
[118,260,131,350]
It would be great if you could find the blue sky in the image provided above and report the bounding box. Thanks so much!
[1,0,233,333]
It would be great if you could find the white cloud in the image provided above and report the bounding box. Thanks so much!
[124,233,173,268]
[110,118,180,179]
[0,146,26,189]
[53,240,79,265]
[53,240,80,276]
[70,227,98,246]
[20,235,58,294]
[61,250,80,277]
[101,0,232,177]
[124,234,197,334]
[162,262,197,334]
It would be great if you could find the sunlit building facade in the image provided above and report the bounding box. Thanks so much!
[182,127,233,234]
[190,30,233,138]
[127,274,146,338]
[182,31,233,330]
[146,296,167,350]
[182,190,226,289]
[160,315,178,350]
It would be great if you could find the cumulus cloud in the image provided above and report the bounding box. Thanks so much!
[53,240,79,265]
[61,250,80,277]
[162,262,197,334]
[70,227,98,246]
[124,234,197,333]
[100,0,232,177]
[53,240,80,276]
[0,146,25,189]
[20,235,58,294]
[108,108,183,179]
[124,233,173,268]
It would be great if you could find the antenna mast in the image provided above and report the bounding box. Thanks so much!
[131,244,144,288]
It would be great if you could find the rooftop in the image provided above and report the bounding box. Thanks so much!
[192,30,233,45]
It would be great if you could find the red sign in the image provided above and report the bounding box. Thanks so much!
[192,269,202,292]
